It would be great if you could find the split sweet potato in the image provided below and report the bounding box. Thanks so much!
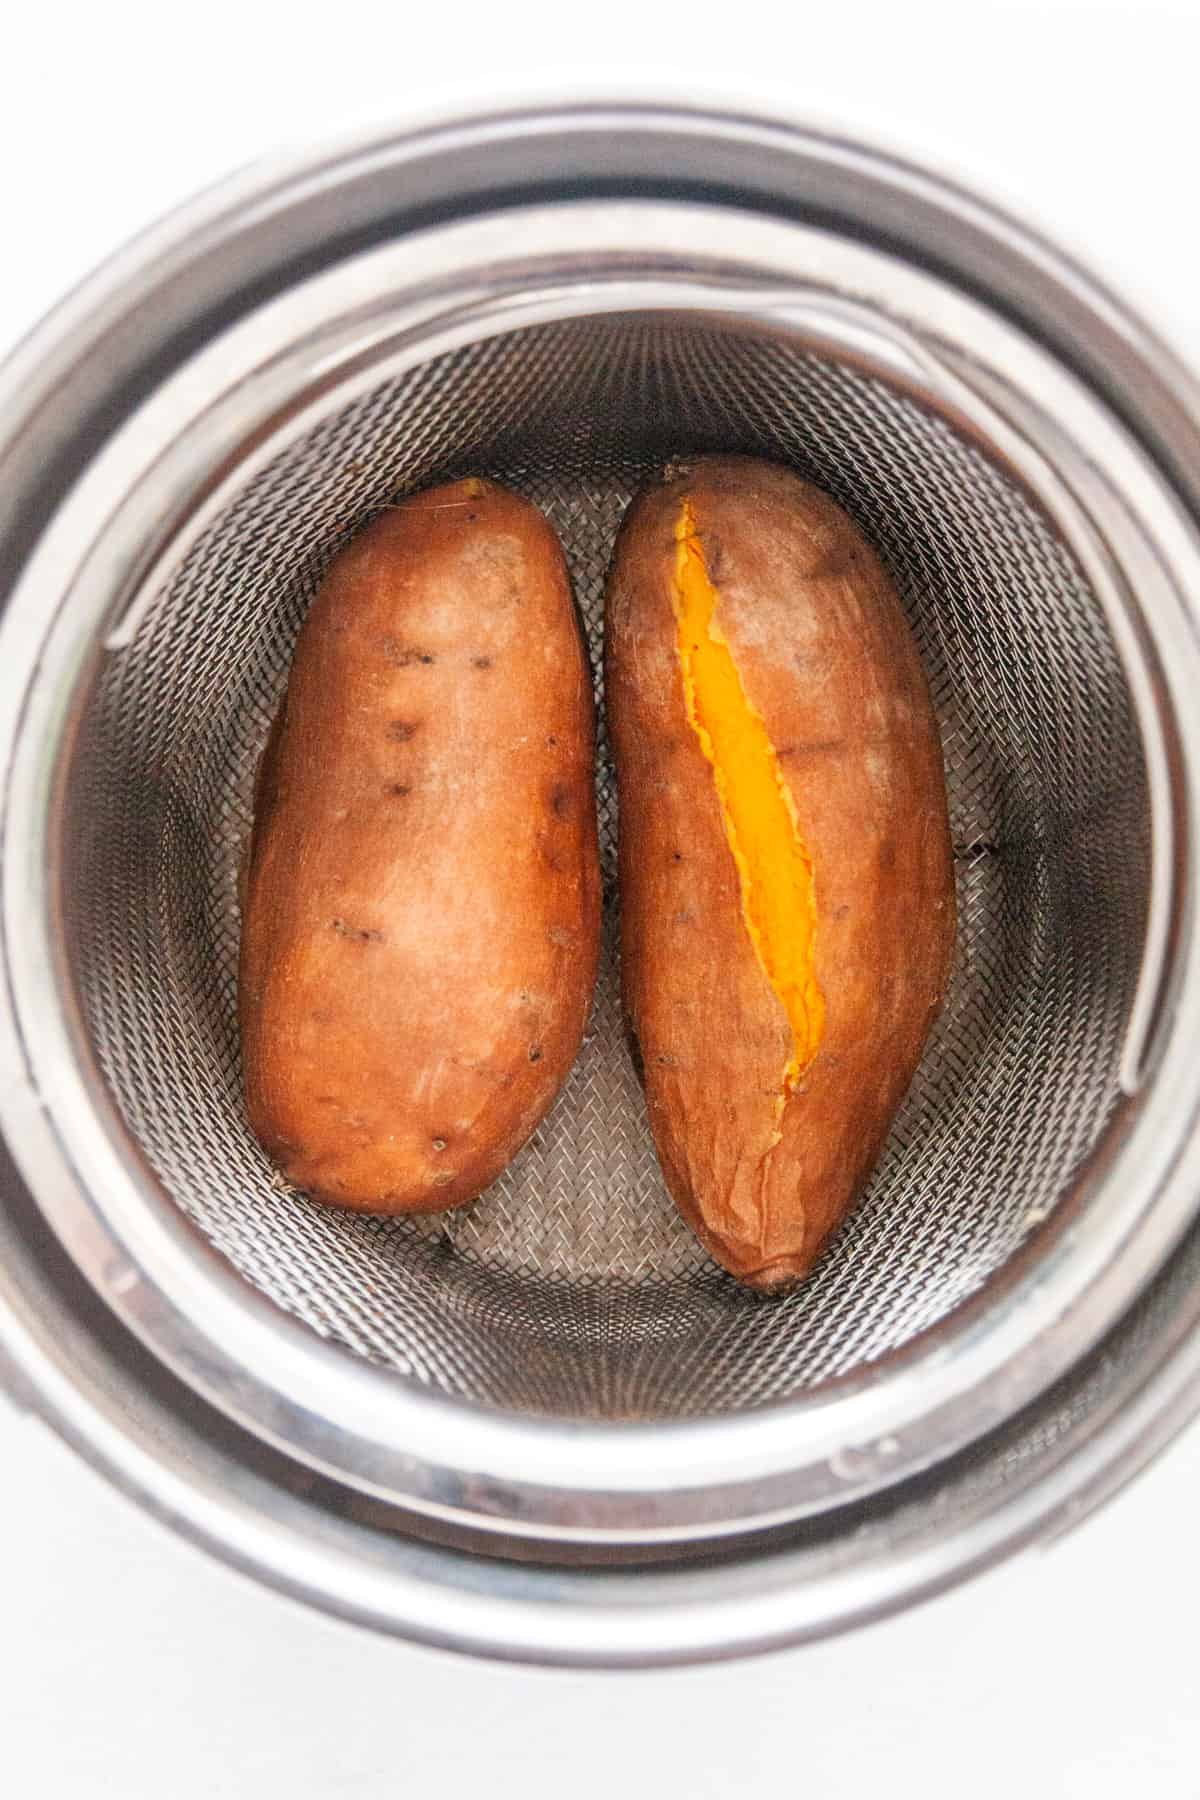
[605,455,955,1290]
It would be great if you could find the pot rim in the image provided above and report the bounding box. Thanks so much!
[1,100,1200,1646]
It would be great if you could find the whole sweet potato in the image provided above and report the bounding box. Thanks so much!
[240,478,601,1213]
[605,455,954,1290]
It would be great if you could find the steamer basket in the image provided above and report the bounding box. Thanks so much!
[2,102,1200,1666]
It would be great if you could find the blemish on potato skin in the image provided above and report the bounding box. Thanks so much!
[386,782,412,798]
[547,926,572,947]
[528,1045,543,1063]
[472,655,493,670]
[431,1170,456,1187]
[331,918,384,943]
[549,784,572,817]
[386,720,420,742]
[380,636,435,668]
[808,540,865,581]
[699,533,725,582]
[777,738,846,763]
[431,1137,448,1152]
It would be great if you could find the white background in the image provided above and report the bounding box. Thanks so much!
[4,2,1200,1792]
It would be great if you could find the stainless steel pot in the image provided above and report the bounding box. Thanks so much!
[2,99,1200,1665]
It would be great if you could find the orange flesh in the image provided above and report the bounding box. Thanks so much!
[673,502,824,1115]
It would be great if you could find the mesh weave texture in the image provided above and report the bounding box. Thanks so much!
[63,316,1148,1418]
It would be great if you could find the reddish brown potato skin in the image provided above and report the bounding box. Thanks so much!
[605,456,955,1290]
[240,478,601,1214]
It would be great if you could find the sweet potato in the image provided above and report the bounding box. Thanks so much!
[605,455,955,1290]
[240,477,601,1213]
